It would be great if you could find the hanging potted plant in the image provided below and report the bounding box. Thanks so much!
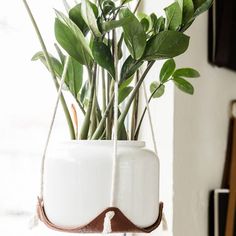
[23,0,212,233]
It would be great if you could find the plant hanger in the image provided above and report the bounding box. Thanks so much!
[32,49,163,234]
[28,50,164,233]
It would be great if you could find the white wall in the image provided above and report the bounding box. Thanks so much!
[173,12,236,236]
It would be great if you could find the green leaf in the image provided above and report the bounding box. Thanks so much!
[69,4,89,35]
[160,59,176,83]
[88,1,99,17]
[119,8,146,60]
[150,82,165,98]
[54,10,93,66]
[193,0,213,17]
[150,13,158,27]
[119,76,134,90]
[182,0,194,24]
[92,39,115,78]
[173,68,200,78]
[66,57,83,98]
[102,17,131,32]
[180,0,212,31]
[118,86,133,104]
[32,52,83,98]
[155,16,165,33]
[164,2,182,31]
[32,51,62,78]
[192,0,205,10]
[81,0,101,37]
[137,13,152,31]
[120,56,143,82]
[143,31,190,61]
[117,34,124,60]
[173,77,194,94]
[140,18,150,32]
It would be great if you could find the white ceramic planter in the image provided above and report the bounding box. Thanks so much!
[44,140,159,228]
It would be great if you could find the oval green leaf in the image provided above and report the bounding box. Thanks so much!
[32,51,63,78]
[65,57,83,98]
[54,10,93,66]
[193,0,213,17]
[160,59,176,83]
[92,40,115,78]
[173,68,200,78]
[120,56,144,82]
[81,0,101,37]
[143,31,190,61]
[164,2,182,31]
[69,4,89,35]
[173,77,194,94]
[150,82,165,98]
[183,0,194,24]
[119,8,146,60]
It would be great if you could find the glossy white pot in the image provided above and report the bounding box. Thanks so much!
[44,140,159,228]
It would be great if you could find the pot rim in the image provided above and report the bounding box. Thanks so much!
[53,140,145,148]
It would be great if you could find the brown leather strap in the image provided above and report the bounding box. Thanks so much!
[37,198,163,233]
[225,117,236,236]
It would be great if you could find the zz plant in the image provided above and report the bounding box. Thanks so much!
[26,0,212,140]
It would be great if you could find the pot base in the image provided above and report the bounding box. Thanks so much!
[37,198,163,233]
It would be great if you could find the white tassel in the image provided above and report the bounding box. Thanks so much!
[102,211,115,234]
[28,212,39,229]
[162,211,168,231]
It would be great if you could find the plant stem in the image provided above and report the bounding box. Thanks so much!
[117,61,155,137]
[134,83,163,140]
[101,68,106,114]
[130,71,140,140]
[88,95,97,138]
[22,0,76,140]
[133,0,142,14]
[79,64,97,139]
[76,98,86,115]
[92,93,115,139]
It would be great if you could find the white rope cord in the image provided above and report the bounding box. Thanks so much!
[39,56,70,199]
[142,82,158,155]
[142,72,168,231]
[110,79,119,207]
[102,82,118,234]
[29,56,70,229]
[103,30,119,234]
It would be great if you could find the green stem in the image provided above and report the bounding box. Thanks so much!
[80,64,97,139]
[130,71,140,140]
[106,73,111,139]
[133,0,143,14]
[117,61,155,137]
[101,68,106,114]
[22,0,75,140]
[88,95,97,138]
[76,98,86,115]
[92,93,115,139]
[134,83,163,140]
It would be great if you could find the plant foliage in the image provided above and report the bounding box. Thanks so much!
[32,0,212,140]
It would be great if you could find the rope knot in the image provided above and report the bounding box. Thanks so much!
[102,210,115,234]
